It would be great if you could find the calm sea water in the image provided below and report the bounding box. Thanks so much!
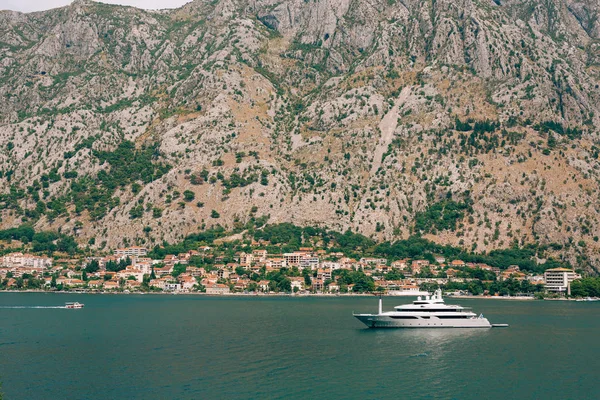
[0,293,599,399]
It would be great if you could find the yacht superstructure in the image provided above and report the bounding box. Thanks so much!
[353,289,492,328]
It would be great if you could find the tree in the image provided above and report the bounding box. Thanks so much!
[183,190,195,202]
[172,263,187,277]
[57,235,78,254]
[211,210,220,218]
[303,270,312,286]
[85,259,100,273]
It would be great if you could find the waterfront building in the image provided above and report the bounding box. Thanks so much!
[103,280,120,290]
[179,275,197,291]
[205,283,230,295]
[312,278,324,292]
[163,282,182,292]
[125,280,142,290]
[328,282,340,292]
[234,280,248,292]
[290,277,304,292]
[544,268,580,293]
[149,279,166,290]
[258,280,270,292]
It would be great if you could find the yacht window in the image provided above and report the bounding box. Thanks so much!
[399,309,459,312]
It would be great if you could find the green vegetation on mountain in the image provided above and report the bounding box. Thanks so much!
[1,0,600,273]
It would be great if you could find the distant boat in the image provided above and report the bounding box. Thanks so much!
[65,302,84,309]
[576,297,600,302]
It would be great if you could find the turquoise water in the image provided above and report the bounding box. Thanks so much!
[1,294,599,399]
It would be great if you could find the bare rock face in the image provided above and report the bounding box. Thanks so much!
[1,0,600,271]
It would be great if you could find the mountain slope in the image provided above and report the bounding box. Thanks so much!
[0,0,599,270]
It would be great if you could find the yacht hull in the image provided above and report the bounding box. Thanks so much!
[353,314,492,328]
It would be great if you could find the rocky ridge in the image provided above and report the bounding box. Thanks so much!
[1,0,600,270]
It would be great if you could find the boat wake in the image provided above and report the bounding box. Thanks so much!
[0,306,67,309]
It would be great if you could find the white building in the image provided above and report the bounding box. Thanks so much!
[205,284,230,295]
[544,268,580,293]
[290,277,304,292]
[360,257,387,265]
[299,256,320,270]
[163,282,182,292]
[117,268,145,282]
[321,262,343,271]
[266,258,287,269]
[1,252,52,269]
[115,247,147,257]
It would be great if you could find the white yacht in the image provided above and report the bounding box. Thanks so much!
[354,289,492,328]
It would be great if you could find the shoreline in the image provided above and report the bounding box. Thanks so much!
[0,290,535,299]
[447,295,536,301]
[2,290,592,301]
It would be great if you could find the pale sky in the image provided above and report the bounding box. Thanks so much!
[0,0,191,13]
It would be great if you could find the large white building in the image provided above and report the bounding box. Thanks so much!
[544,268,580,293]
[115,247,147,257]
[1,252,52,269]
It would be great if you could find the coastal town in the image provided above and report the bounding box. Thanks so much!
[0,245,584,297]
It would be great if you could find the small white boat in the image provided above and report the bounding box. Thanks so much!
[576,297,599,302]
[65,302,84,309]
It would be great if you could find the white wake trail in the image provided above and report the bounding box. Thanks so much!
[0,306,67,309]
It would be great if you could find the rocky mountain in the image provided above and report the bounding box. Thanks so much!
[1,0,600,270]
